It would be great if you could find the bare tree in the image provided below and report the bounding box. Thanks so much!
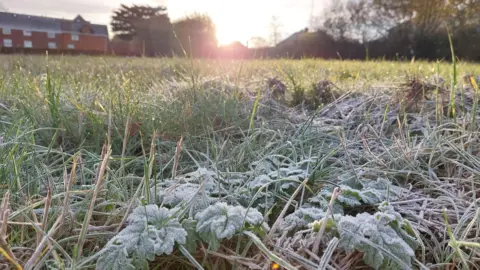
[0,2,7,11]
[322,1,350,40]
[321,0,409,41]
[248,36,269,48]
[269,16,283,46]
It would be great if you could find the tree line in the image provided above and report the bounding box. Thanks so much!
[110,5,217,57]
[110,1,480,61]
[276,0,480,61]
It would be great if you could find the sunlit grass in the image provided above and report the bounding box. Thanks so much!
[0,54,480,269]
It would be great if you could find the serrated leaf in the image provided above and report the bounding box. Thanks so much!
[195,202,263,239]
[282,207,326,230]
[132,256,149,270]
[199,231,221,251]
[96,245,135,270]
[96,205,187,269]
[337,207,416,270]
[182,219,200,253]
[314,178,406,211]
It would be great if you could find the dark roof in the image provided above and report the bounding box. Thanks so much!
[276,28,309,48]
[0,12,108,36]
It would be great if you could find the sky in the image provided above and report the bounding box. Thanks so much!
[1,0,327,45]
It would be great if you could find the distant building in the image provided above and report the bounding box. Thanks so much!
[109,35,144,56]
[0,12,108,54]
[275,28,309,49]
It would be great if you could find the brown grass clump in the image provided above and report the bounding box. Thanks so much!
[399,75,447,112]
[267,77,287,101]
[312,80,340,104]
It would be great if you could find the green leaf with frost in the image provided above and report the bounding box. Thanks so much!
[195,202,263,239]
[132,256,149,270]
[337,206,416,270]
[96,205,187,269]
[247,175,272,189]
[152,182,216,213]
[199,231,221,251]
[182,219,200,253]
[96,245,135,270]
[249,159,279,174]
[282,207,326,230]
[313,178,406,210]
[153,183,200,205]
[236,190,275,211]
[180,167,218,191]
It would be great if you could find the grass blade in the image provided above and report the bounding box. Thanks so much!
[243,231,297,270]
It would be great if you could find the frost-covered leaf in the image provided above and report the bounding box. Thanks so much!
[282,207,326,230]
[313,178,406,210]
[267,165,308,191]
[96,245,135,270]
[199,231,221,251]
[195,202,263,239]
[181,167,218,191]
[96,205,187,269]
[182,219,200,253]
[151,182,217,214]
[131,256,149,270]
[279,181,298,190]
[45,260,65,270]
[332,185,363,206]
[236,189,275,211]
[337,205,416,270]
[249,159,279,174]
[248,175,272,189]
[152,183,201,206]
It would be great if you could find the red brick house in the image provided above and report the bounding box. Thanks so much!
[0,12,109,54]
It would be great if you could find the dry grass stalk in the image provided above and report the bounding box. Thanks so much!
[40,189,52,239]
[78,112,85,138]
[267,178,310,240]
[25,157,80,269]
[107,110,113,143]
[172,136,184,180]
[35,188,52,246]
[76,144,112,259]
[165,136,185,194]
[0,191,22,270]
[121,117,131,157]
[30,205,40,246]
[62,156,78,221]
[24,208,67,269]
[312,187,341,258]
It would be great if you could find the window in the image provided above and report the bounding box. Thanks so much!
[67,44,75,49]
[2,28,11,35]
[3,39,12,47]
[48,32,55,38]
[23,30,32,36]
[24,40,32,48]
[48,42,56,49]
[71,34,79,41]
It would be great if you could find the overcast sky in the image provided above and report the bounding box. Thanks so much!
[1,0,327,44]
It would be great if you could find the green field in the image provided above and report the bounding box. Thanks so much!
[1,55,480,269]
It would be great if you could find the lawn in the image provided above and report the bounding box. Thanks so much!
[1,55,480,269]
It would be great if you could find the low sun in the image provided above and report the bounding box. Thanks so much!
[216,28,236,45]
[194,1,267,46]
[215,18,252,46]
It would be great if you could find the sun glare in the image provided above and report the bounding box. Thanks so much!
[205,1,269,46]
[215,20,251,46]
[168,0,273,46]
